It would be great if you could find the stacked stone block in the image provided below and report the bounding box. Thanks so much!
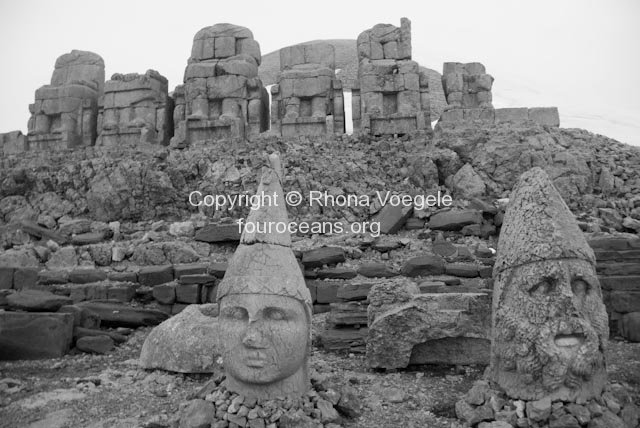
[27,50,105,150]
[97,70,172,146]
[351,18,430,135]
[171,23,269,146]
[271,43,345,137]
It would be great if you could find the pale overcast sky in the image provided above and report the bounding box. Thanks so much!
[1,0,638,146]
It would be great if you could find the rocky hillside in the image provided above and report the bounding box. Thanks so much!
[258,39,447,121]
[1,123,639,237]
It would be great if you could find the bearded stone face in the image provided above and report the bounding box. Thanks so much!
[491,259,608,401]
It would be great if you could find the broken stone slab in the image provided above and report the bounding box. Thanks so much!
[176,283,201,304]
[445,262,480,278]
[6,289,72,312]
[68,268,107,284]
[619,312,640,342]
[318,327,368,353]
[0,267,14,289]
[301,247,346,268]
[208,262,228,278]
[75,335,114,354]
[401,255,445,277]
[173,263,209,278]
[336,281,376,301]
[314,281,341,304]
[37,269,69,285]
[139,304,221,373]
[194,223,241,243]
[428,209,482,231]
[138,265,174,287]
[367,281,491,369]
[373,204,413,234]
[70,232,106,246]
[152,282,177,305]
[76,301,168,327]
[327,302,368,326]
[19,220,68,245]
[0,312,74,359]
[13,267,39,290]
[73,327,127,343]
[57,304,100,328]
[356,263,399,278]
[316,268,357,280]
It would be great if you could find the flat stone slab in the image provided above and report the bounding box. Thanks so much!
[0,312,73,359]
[401,255,445,277]
[357,263,398,278]
[428,210,482,231]
[138,265,174,287]
[195,223,241,243]
[68,268,107,284]
[6,289,72,312]
[302,247,345,268]
[76,301,168,327]
[316,268,357,280]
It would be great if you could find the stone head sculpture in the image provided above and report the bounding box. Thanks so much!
[490,167,608,402]
[217,154,312,399]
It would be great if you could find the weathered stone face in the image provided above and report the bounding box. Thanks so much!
[490,167,609,402]
[219,294,309,397]
[492,259,608,401]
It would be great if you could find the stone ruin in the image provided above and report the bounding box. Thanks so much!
[440,62,495,122]
[27,50,105,150]
[270,43,345,137]
[0,18,569,153]
[351,18,431,136]
[96,70,172,146]
[171,23,269,147]
[439,61,561,127]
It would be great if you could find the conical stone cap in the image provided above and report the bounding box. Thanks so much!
[494,167,595,275]
[216,153,312,306]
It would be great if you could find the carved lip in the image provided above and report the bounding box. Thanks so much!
[244,353,267,368]
[554,333,585,347]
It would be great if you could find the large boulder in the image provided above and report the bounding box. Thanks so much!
[139,304,221,373]
[367,280,491,369]
[0,312,74,359]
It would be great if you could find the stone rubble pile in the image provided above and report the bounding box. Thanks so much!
[179,373,362,428]
[454,379,640,428]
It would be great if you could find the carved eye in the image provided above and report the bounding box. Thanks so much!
[264,307,287,321]
[529,278,555,295]
[222,307,248,321]
[571,279,590,297]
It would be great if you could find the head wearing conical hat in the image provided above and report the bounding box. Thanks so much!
[216,153,312,308]
[494,167,595,275]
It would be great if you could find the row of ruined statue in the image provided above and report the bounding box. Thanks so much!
[25,19,496,150]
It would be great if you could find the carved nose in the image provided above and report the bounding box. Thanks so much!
[242,323,265,348]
